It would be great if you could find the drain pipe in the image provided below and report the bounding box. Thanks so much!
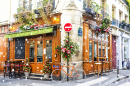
[117,60,119,78]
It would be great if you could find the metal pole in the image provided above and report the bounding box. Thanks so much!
[67,32,69,81]
[117,60,119,78]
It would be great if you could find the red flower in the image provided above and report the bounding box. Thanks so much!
[65,56,67,58]
[70,46,73,48]
[66,40,68,43]
[56,49,59,52]
[98,29,101,31]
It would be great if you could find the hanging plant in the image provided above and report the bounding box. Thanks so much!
[100,18,111,33]
[55,36,79,61]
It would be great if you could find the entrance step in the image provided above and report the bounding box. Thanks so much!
[22,73,52,81]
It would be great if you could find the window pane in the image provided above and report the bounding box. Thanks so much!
[37,41,43,62]
[106,44,108,61]
[46,40,52,62]
[94,42,97,61]
[102,34,104,40]
[102,43,105,57]
[124,38,129,60]
[98,33,101,39]
[89,40,92,62]
[93,32,97,38]
[106,33,108,41]
[1,27,4,33]
[29,41,34,62]
[89,30,92,37]
[98,43,101,57]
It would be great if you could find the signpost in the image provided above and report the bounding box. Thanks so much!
[64,23,72,81]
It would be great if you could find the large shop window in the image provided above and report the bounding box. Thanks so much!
[105,33,108,41]
[94,42,97,61]
[89,40,92,62]
[98,43,101,57]
[46,40,52,62]
[124,38,129,60]
[102,34,104,40]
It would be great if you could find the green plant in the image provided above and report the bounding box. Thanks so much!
[100,18,111,33]
[55,35,79,61]
[42,58,51,74]
[23,58,31,72]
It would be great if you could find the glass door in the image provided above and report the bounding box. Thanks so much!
[29,40,43,73]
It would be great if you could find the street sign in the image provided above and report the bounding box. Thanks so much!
[64,23,72,32]
[78,27,82,36]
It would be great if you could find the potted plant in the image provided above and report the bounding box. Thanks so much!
[23,58,31,78]
[43,58,51,79]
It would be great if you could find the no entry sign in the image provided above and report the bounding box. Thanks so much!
[64,23,72,32]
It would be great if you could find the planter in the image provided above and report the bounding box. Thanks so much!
[44,73,50,79]
[127,24,130,28]
[24,72,30,78]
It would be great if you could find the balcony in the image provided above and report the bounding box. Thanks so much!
[119,21,130,32]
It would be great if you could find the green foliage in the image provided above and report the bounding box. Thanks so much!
[126,0,130,23]
[100,18,111,33]
[23,58,31,72]
[42,58,51,74]
[55,35,79,61]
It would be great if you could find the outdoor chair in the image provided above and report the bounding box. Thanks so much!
[4,61,12,78]
[14,61,24,79]
[94,62,102,77]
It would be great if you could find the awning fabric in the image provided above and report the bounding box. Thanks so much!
[4,27,53,38]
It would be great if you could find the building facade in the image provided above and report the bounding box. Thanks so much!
[0,0,129,76]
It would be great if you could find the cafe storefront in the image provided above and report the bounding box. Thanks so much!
[82,14,113,75]
[4,13,61,74]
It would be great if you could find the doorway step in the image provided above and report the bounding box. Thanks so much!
[23,73,52,81]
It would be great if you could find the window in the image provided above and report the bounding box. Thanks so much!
[37,41,43,62]
[93,32,97,38]
[105,33,108,41]
[29,41,35,62]
[98,43,101,57]
[89,29,92,37]
[1,27,4,33]
[124,38,129,61]
[94,42,97,61]
[106,44,108,60]
[89,40,92,62]
[98,33,101,39]
[102,34,104,40]
[46,40,52,62]
[102,43,105,57]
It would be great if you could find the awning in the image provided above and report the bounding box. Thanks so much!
[4,27,53,38]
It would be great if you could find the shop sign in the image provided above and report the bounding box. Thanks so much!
[78,27,82,36]
[64,23,72,32]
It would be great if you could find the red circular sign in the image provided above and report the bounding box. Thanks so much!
[64,23,72,32]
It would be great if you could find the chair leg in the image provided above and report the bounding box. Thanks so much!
[4,67,5,78]
[97,65,99,77]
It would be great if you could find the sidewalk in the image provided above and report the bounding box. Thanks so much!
[0,70,130,86]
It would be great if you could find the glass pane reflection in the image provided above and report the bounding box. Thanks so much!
[46,40,52,62]
[89,40,92,62]
[29,41,34,62]
[37,41,43,62]
[98,43,101,57]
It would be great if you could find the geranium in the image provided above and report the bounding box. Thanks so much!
[55,35,79,60]
[23,57,31,72]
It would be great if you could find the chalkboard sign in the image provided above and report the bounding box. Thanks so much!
[15,37,25,59]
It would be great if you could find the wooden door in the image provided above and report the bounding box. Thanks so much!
[29,39,44,74]
[112,36,116,69]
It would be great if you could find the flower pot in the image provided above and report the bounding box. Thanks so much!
[44,73,50,79]
[24,72,30,78]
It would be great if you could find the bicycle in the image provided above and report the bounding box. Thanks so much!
[51,62,86,83]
